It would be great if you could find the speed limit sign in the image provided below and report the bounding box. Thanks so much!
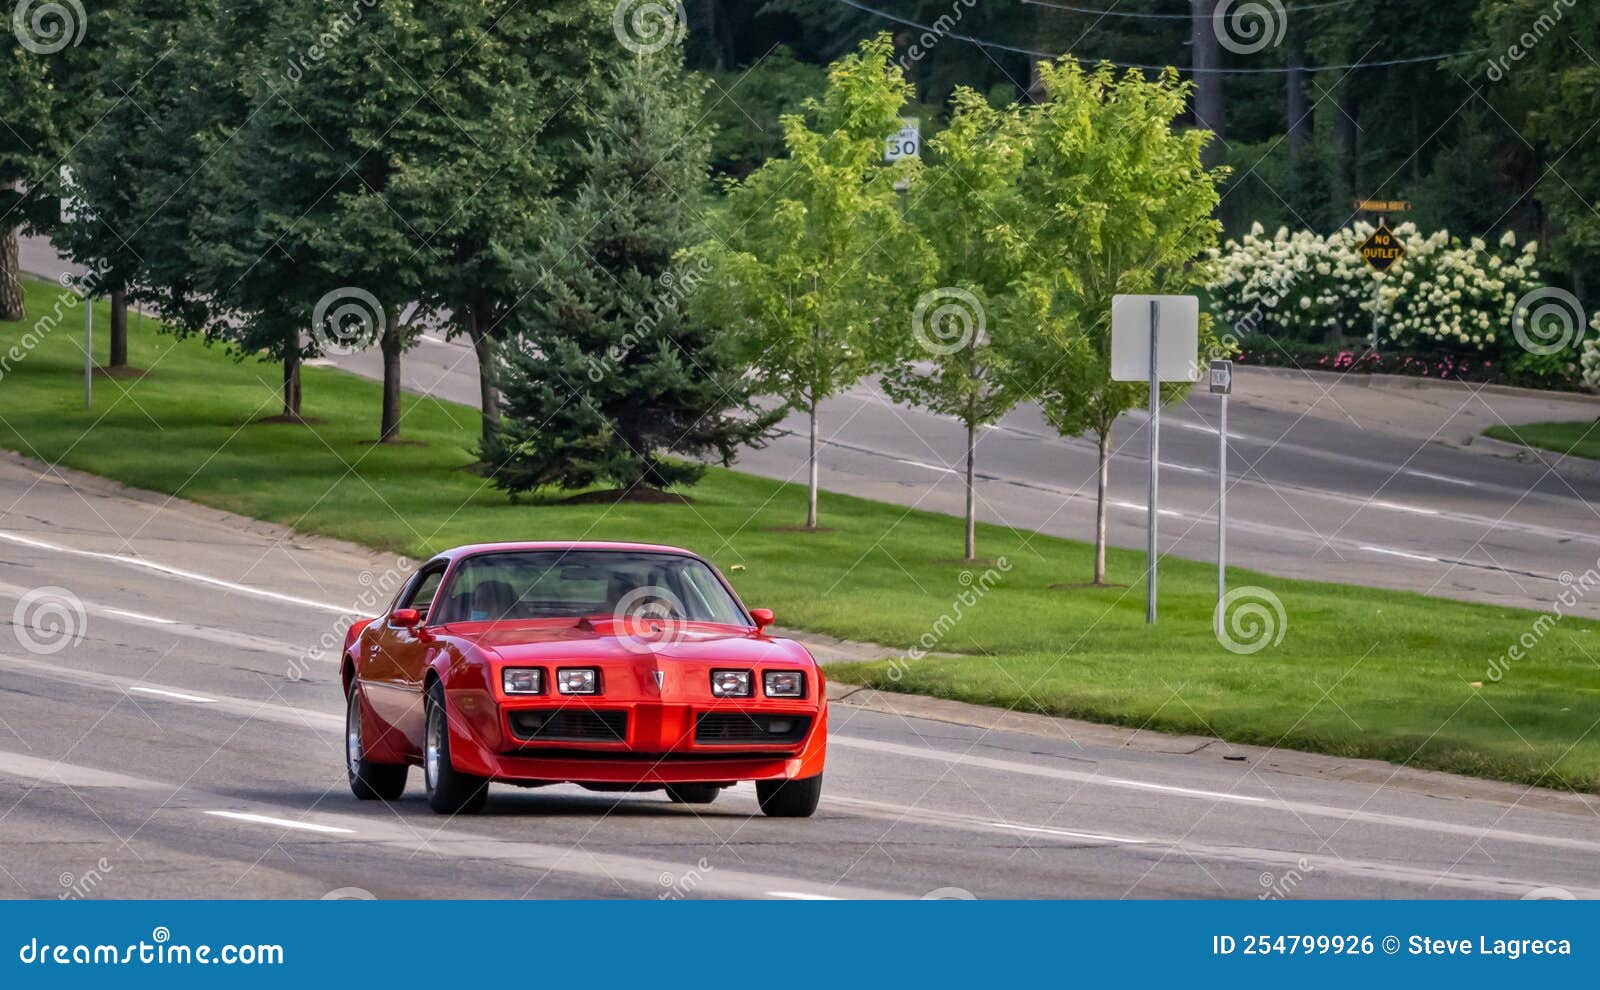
[885,118,920,162]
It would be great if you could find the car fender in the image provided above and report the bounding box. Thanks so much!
[430,644,501,777]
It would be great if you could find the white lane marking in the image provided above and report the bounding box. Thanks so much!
[827,795,1144,846]
[128,686,215,704]
[0,750,163,789]
[766,891,842,900]
[833,736,1263,804]
[1370,500,1441,516]
[1360,545,1441,563]
[1408,469,1480,488]
[0,531,350,615]
[103,607,178,625]
[832,735,1600,856]
[985,821,1143,843]
[420,334,454,347]
[205,810,355,835]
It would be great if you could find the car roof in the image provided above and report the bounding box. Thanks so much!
[434,541,700,563]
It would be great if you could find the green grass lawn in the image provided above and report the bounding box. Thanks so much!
[4,275,1599,791]
[1486,419,1600,461]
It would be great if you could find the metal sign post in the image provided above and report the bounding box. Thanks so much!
[1111,295,1199,625]
[1209,360,1234,636]
[1147,301,1159,624]
[83,295,92,410]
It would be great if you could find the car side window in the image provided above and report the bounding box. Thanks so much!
[402,568,446,619]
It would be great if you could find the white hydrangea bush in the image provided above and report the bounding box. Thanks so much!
[1208,224,1545,358]
[1584,315,1600,389]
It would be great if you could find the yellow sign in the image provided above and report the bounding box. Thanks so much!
[1359,221,1406,273]
[1355,199,1412,213]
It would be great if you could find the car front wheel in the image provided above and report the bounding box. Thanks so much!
[346,686,407,801]
[423,680,488,815]
[756,773,822,817]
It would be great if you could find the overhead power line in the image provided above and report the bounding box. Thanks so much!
[1021,0,1362,20]
[836,0,1485,75]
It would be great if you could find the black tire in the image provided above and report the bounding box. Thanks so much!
[423,680,488,815]
[665,783,721,805]
[347,686,407,801]
[756,773,822,818]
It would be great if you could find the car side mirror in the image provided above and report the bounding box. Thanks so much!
[749,608,774,631]
[392,607,423,627]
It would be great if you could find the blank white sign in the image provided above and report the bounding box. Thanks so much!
[1110,295,1199,382]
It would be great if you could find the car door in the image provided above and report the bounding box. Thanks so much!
[362,562,447,755]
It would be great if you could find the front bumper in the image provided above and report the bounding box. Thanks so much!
[447,698,828,785]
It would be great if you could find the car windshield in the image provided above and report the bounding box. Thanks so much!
[433,550,748,626]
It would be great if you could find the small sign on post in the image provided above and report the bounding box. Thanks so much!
[1359,220,1406,274]
[1111,295,1199,625]
[885,117,920,162]
[1209,360,1233,638]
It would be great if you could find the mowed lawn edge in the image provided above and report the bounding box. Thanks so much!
[3,276,1598,793]
[1486,421,1600,462]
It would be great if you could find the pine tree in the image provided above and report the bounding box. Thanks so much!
[489,52,779,497]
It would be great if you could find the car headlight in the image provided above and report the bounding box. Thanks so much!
[502,668,543,695]
[556,668,599,695]
[763,670,805,698]
[710,669,752,698]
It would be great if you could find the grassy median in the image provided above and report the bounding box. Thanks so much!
[1486,420,1600,462]
[3,275,1599,791]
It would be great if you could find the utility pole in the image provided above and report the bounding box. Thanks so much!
[1192,0,1225,165]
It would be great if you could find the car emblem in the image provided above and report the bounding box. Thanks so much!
[653,671,665,689]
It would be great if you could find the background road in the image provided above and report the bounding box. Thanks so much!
[2,453,1599,899]
[23,235,1600,617]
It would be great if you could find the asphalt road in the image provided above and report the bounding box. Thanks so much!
[23,235,1600,618]
[3,453,1599,900]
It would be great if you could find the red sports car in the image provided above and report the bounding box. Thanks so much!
[340,542,826,817]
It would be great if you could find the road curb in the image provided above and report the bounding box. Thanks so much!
[826,682,1600,817]
[1239,363,1600,406]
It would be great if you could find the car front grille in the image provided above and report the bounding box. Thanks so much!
[509,709,628,743]
[695,712,811,746]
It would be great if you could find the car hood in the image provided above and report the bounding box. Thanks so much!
[439,617,818,667]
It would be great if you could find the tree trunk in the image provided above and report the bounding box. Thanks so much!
[1285,59,1309,158]
[465,305,500,452]
[1191,0,1225,165]
[1094,429,1111,585]
[1335,88,1361,193]
[0,227,23,322]
[379,307,402,442]
[806,398,819,529]
[964,417,977,561]
[283,349,302,419]
[109,288,128,367]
